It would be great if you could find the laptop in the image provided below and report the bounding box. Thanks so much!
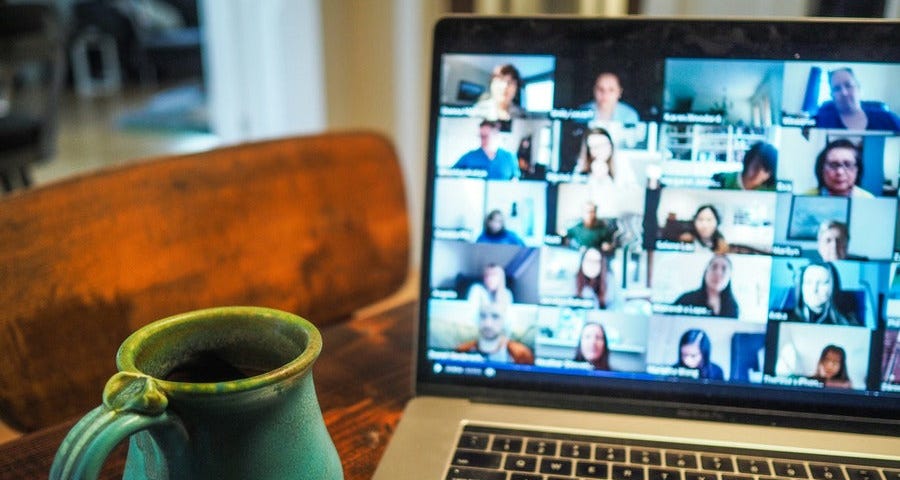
[374,16,900,480]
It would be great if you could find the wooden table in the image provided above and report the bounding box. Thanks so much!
[0,301,416,480]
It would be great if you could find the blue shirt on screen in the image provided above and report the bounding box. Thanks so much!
[453,148,520,180]
[476,229,525,245]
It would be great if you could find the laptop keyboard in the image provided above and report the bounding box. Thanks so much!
[446,425,900,480]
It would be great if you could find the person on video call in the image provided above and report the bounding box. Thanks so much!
[453,119,520,180]
[674,254,740,318]
[516,135,546,180]
[471,63,525,121]
[574,127,638,217]
[678,205,729,254]
[712,142,778,191]
[673,329,724,380]
[804,139,873,198]
[579,72,640,124]
[574,322,611,370]
[815,220,850,262]
[455,300,534,364]
[814,68,900,131]
[809,344,852,389]
[575,247,612,309]
[565,201,617,253]
[476,209,525,246]
[789,262,861,326]
[467,263,514,308]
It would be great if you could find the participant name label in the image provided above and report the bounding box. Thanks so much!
[653,303,712,316]
[661,176,718,188]
[763,374,823,387]
[781,116,816,127]
[541,296,596,308]
[655,240,695,252]
[550,109,594,121]
[646,365,700,379]
[662,112,723,124]
[772,244,801,257]
[434,228,472,241]
[440,106,474,117]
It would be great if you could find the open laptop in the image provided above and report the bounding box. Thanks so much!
[374,16,900,480]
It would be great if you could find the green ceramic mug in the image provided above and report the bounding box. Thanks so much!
[50,306,343,480]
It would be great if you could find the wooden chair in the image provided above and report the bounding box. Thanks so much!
[0,131,410,433]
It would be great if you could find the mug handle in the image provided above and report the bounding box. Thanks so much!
[50,372,189,479]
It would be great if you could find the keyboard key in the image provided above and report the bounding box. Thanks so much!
[577,461,610,478]
[597,444,627,462]
[560,441,592,459]
[540,458,573,476]
[510,474,542,480]
[650,467,683,480]
[632,448,663,465]
[773,461,809,478]
[848,468,880,480]
[457,433,489,450]
[883,470,900,480]
[685,472,720,480]
[810,464,846,480]
[525,439,558,456]
[666,452,699,469]
[723,475,755,480]
[451,450,502,469]
[446,466,507,480]
[491,436,523,453]
[736,458,771,476]
[701,455,735,472]
[504,455,537,472]
[613,464,647,480]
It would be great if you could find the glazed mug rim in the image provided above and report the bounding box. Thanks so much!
[115,306,322,395]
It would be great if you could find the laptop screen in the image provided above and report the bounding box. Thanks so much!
[418,17,900,428]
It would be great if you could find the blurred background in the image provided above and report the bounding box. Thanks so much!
[1,0,896,255]
[0,0,897,444]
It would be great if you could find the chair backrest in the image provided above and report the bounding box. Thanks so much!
[0,131,410,432]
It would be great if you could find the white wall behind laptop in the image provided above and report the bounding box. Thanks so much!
[201,0,446,272]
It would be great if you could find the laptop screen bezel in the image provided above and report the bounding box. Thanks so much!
[416,16,900,435]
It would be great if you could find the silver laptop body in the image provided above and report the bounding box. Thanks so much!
[375,16,900,480]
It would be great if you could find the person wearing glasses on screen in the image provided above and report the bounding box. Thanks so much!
[814,68,900,131]
[804,139,873,198]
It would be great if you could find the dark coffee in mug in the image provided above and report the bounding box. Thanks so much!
[163,350,276,383]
